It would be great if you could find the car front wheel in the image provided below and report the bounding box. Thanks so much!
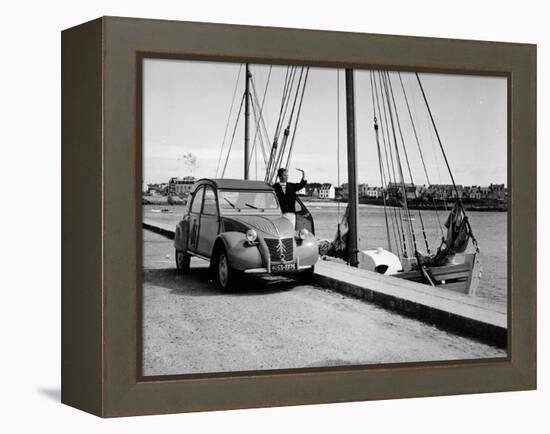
[175,249,191,274]
[213,246,239,292]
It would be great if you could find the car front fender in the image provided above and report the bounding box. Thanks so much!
[295,236,319,267]
[215,232,265,271]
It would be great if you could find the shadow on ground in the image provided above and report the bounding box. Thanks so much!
[143,266,310,297]
[37,387,61,402]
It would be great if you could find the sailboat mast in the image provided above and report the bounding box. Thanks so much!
[345,69,359,267]
[244,64,251,180]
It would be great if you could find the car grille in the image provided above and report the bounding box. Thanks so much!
[265,238,294,263]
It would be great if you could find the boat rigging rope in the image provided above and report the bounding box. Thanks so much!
[215,64,243,177]
[374,71,405,259]
[369,71,392,252]
[415,72,462,206]
[285,67,310,170]
[248,77,272,169]
[275,67,304,171]
[271,67,305,182]
[248,95,268,169]
[381,71,416,253]
[248,67,272,169]
[398,72,445,237]
[336,69,341,222]
[374,72,407,257]
[386,73,431,254]
[381,71,417,257]
[415,72,480,253]
[220,93,246,177]
[276,68,298,138]
[266,66,297,182]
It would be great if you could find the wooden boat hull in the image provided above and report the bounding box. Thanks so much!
[394,253,477,295]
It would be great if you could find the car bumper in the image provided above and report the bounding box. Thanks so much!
[243,264,314,275]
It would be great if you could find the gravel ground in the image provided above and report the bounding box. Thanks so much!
[142,230,505,376]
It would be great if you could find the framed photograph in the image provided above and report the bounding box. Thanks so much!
[62,16,536,417]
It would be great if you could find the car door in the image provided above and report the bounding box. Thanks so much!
[295,197,315,234]
[187,186,204,252]
[197,185,220,257]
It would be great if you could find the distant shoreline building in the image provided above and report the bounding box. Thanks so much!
[318,183,335,200]
[359,184,384,199]
[146,183,168,195]
[386,182,423,201]
[168,176,196,197]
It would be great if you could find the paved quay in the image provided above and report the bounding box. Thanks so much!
[143,218,507,348]
[142,229,505,376]
[316,260,507,347]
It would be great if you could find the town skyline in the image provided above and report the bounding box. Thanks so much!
[146,177,508,189]
[145,176,507,203]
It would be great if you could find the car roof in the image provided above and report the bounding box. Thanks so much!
[193,178,274,191]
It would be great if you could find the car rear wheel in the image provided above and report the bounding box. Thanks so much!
[213,246,239,291]
[175,249,191,274]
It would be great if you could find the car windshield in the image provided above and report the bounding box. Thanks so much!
[219,190,281,213]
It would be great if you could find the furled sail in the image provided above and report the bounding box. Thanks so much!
[320,204,350,261]
[417,202,474,267]
[444,201,471,254]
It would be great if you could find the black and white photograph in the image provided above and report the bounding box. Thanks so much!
[141,58,508,377]
[3,0,544,427]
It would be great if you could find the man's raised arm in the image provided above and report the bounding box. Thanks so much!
[295,168,307,189]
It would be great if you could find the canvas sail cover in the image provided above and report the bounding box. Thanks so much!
[444,201,471,254]
[321,204,350,261]
[418,201,472,267]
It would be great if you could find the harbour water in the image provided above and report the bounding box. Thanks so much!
[143,202,507,309]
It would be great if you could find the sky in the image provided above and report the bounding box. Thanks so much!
[142,59,507,189]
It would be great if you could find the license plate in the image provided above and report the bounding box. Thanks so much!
[270,262,297,273]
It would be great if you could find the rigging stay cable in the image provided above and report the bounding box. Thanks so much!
[248,81,270,168]
[373,72,404,258]
[266,66,297,182]
[415,72,480,252]
[381,71,417,256]
[220,92,246,177]
[265,67,291,181]
[398,72,445,237]
[215,64,243,177]
[248,96,268,170]
[415,72,462,205]
[386,72,431,254]
[276,67,304,168]
[374,72,405,258]
[251,81,271,162]
[377,71,408,257]
[249,68,272,167]
[284,67,310,171]
[412,75,451,212]
[336,69,341,222]
[271,67,305,182]
[369,71,393,253]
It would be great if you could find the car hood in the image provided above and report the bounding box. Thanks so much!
[221,214,294,238]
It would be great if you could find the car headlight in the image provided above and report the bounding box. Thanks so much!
[246,229,258,243]
[298,228,309,240]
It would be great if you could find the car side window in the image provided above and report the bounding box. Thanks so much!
[190,187,204,213]
[294,199,303,213]
[202,187,218,215]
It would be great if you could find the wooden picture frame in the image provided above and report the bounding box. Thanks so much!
[61,16,536,417]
